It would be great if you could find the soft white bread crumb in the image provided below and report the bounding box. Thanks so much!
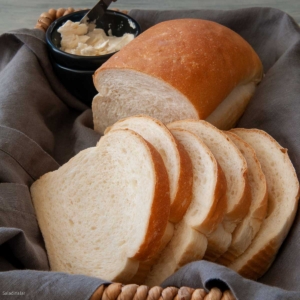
[103,115,193,223]
[229,129,300,279]
[144,128,228,286]
[93,70,198,134]
[167,120,251,260]
[170,129,227,235]
[217,131,268,265]
[103,115,193,283]
[30,129,171,282]
[167,120,251,233]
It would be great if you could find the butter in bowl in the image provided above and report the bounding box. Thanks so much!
[46,9,141,106]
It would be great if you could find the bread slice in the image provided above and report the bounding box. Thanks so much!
[92,19,263,134]
[103,115,193,224]
[103,116,193,284]
[216,131,268,266]
[168,120,251,231]
[30,129,171,282]
[167,120,251,260]
[170,129,227,235]
[145,222,207,287]
[229,128,300,279]
[143,128,227,286]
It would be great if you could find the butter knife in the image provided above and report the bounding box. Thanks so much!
[80,0,114,25]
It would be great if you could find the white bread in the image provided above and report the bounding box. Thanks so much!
[104,116,193,284]
[229,129,300,280]
[170,129,227,235]
[92,19,263,134]
[217,131,268,266]
[104,115,193,224]
[30,129,171,282]
[167,120,251,260]
[143,128,227,286]
[204,223,232,262]
[168,120,251,233]
[129,222,174,284]
[145,222,207,287]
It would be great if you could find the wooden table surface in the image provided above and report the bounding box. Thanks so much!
[0,0,299,34]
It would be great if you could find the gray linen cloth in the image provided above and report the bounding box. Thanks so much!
[0,6,299,300]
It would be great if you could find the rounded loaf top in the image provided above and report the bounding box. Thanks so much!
[94,18,263,119]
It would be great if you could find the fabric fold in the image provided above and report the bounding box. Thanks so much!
[0,6,300,300]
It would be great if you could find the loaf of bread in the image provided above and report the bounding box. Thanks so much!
[30,115,299,285]
[92,19,263,134]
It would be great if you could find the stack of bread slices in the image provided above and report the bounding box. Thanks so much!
[30,115,299,286]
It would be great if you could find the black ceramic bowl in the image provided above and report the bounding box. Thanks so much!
[46,10,141,105]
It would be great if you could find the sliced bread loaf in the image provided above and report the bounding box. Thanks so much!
[30,129,171,282]
[104,115,193,224]
[92,19,263,134]
[143,128,227,286]
[167,120,251,260]
[229,129,300,279]
[217,131,268,266]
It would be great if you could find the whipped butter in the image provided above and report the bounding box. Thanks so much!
[58,20,134,56]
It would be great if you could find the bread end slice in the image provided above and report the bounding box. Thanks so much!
[31,129,171,282]
[229,128,300,279]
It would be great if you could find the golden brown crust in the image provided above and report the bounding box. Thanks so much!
[169,138,194,223]
[199,163,227,234]
[223,169,252,230]
[132,139,171,261]
[236,239,278,280]
[94,19,263,119]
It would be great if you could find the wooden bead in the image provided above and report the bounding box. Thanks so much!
[56,8,66,19]
[38,17,52,27]
[220,290,235,300]
[147,286,163,300]
[177,287,194,300]
[67,7,75,13]
[133,285,149,300]
[48,8,57,20]
[40,12,54,21]
[34,24,46,32]
[90,285,106,300]
[118,284,139,300]
[63,7,75,16]
[103,283,123,300]
[191,289,207,300]
[204,288,222,300]
[160,287,178,300]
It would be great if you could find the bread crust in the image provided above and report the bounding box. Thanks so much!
[170,138,194,223]
[94,19,263,119]
[132,138,171,261]
[217,131,268,265]
[200,163,228,234]
[104,115,194,224]
[229,128,300,279]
